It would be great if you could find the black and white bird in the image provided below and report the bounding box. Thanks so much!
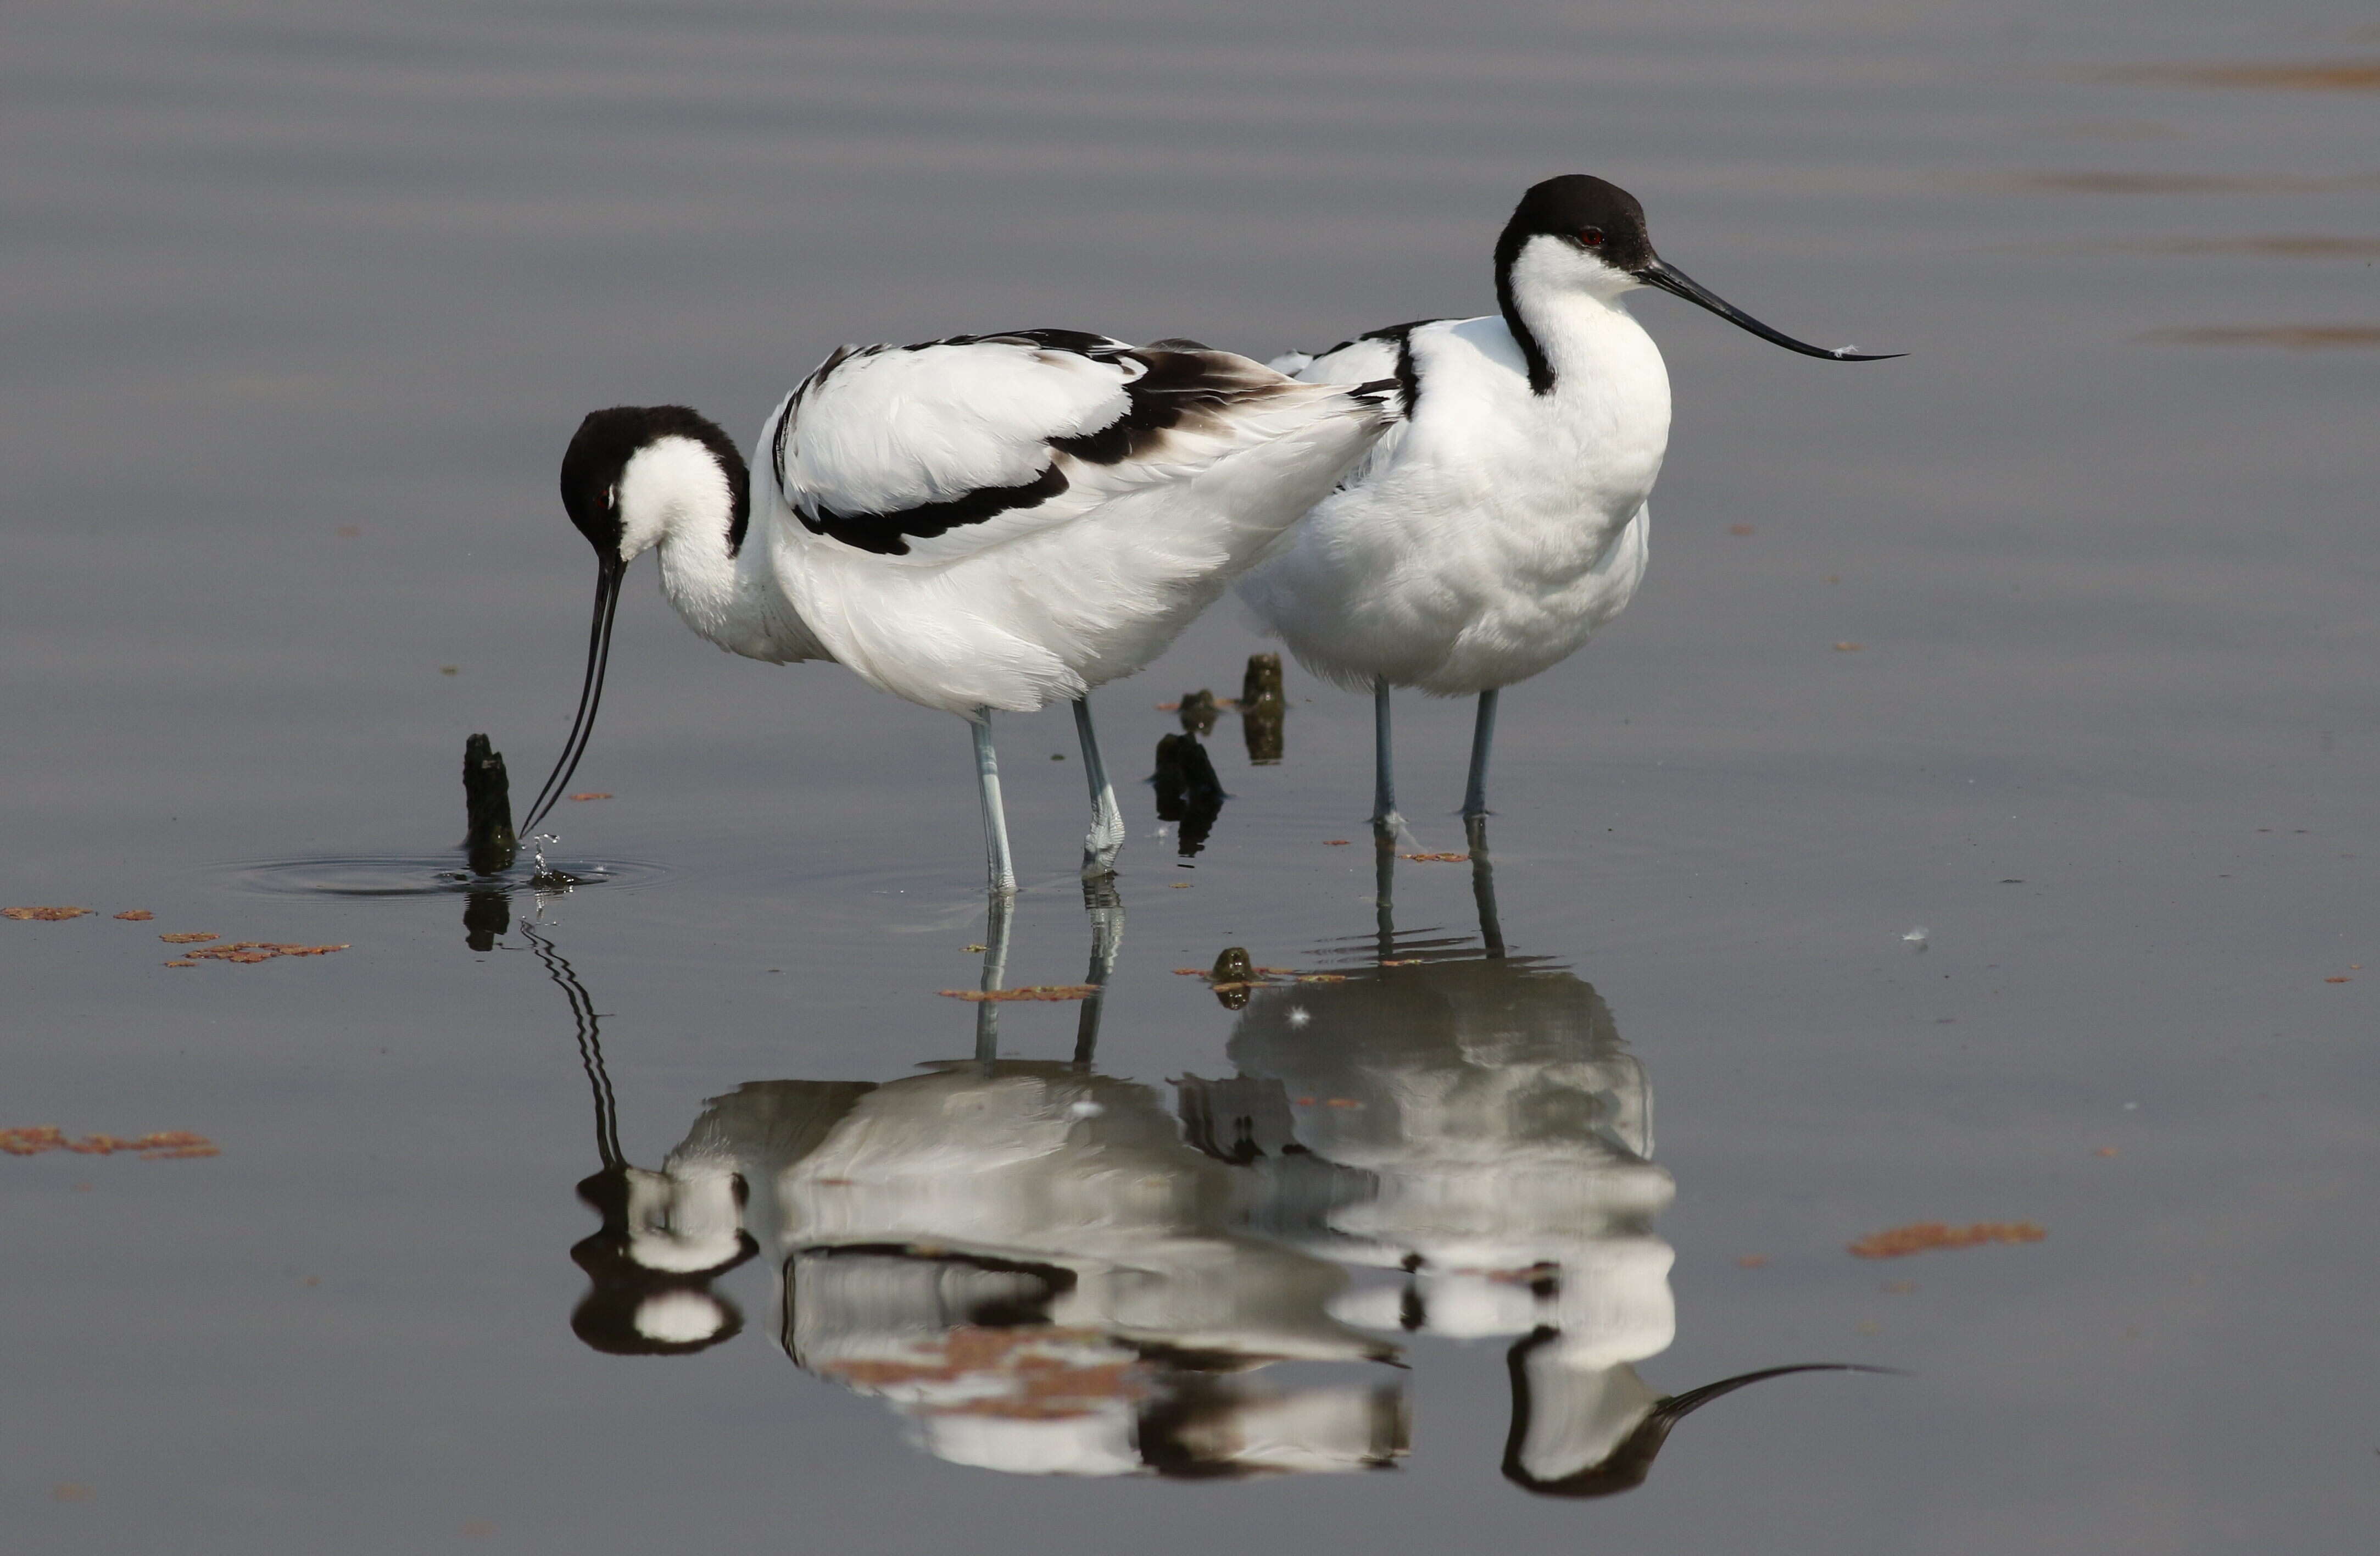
[1234,175,1898,833]
[520,331,1395,892]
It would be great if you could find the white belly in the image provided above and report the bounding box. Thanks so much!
[1246,493,1651,697]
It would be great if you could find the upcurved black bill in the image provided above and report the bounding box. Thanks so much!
[1638,258,1903,362]
[521,559,625,837]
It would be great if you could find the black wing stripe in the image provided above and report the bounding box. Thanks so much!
[792,332,1314,556]
[800,463,1071,557]
[1049,348,1283,466]
[902,327,1123,357]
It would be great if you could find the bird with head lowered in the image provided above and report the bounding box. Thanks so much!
[524,331,1396,894]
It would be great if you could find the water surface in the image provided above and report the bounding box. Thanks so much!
[5,1,2376,1551]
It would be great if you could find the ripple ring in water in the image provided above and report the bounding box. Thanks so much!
[216,855,669,899]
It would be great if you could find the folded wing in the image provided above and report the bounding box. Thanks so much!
[756,330,1394,713]
[769,330,1372,563]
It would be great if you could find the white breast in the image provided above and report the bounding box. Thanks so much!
[1238,305,1670,697]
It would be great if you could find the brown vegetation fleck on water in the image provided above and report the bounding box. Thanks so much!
[113,910,154,921]
[3,1126,219,1159]
[2095,59,2380,92]
[938,984,1099,1002]
[4,906,93,921]
[160,931,219,944]
[181,941,350,964]
[2141,325,2380,350]
[1849,1221,2047,1258]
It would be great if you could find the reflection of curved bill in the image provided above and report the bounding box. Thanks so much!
[1192,946,1866,1495]
[673,1060,1406,1478]
[1505,1353,1877,1497]
[524,925,755,1355]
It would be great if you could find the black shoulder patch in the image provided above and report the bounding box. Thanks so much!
[798,464,1071,557]
[1290,319,1442,416]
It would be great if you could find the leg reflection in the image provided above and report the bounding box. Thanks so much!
[973,887,1016,1067]
[1073,876,1124,1070]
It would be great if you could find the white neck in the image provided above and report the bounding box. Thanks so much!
[1502,236,1670,412]
[619,437,816,664]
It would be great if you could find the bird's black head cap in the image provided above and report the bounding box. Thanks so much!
[1498,175,1656,276]
[559,404,751,561]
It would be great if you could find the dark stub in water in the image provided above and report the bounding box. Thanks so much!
[1240,653,1284,765]
[462,733,517,875]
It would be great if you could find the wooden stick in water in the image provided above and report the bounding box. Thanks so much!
[463,733,517,875]
[1240,652,1285,765]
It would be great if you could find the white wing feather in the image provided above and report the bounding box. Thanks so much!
[757,332,1395,713]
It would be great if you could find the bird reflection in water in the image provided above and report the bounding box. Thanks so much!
[531,904,1407,1479]
[1181,838,1871,1495]
[525,846,1865,1486]
[524,925,755,1355]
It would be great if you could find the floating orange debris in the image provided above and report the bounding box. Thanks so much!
[3,906,92,921]
[2,1126,218,1159]
[1401,852,1469,863]
[938,985,1099,1003]
[568,792,613,802]
[114,910,154,921]
[1849,1221,2045,1259]
[1323,839,1352,846]
[181,941,349,964]
[159,931,219,944]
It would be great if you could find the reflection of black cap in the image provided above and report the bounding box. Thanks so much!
[568,1273,748,1357]
[568,1165,757,1357]
[1501,1331,1874,1497]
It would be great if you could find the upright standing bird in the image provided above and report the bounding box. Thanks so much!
[1235,175,1898,834]
[521,331,1395,892]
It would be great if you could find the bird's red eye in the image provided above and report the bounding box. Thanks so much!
[1578,228,1604,247]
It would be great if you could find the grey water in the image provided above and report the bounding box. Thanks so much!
[5,1,2377,1550]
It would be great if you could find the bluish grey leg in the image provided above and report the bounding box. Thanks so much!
[972,710,1017,898]
[1462,688,1499,821]
[1073,696,1125,877]
[1372,677,1402,831]
[1466,814,1505,959]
